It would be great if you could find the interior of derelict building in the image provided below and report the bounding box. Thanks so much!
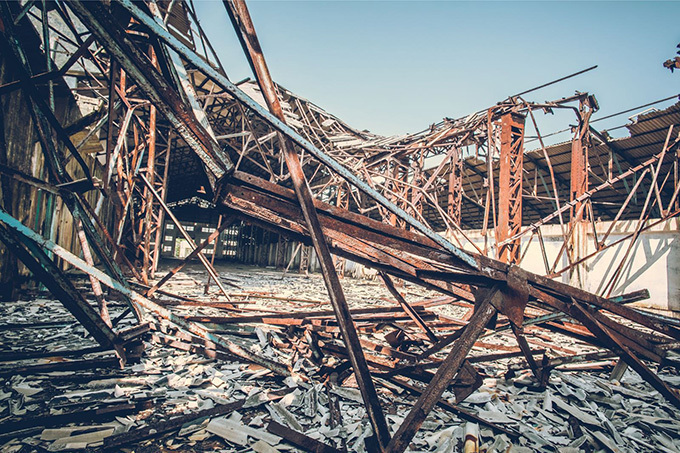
[1,1,680,452]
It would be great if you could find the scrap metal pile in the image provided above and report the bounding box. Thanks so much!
[2,266,680,452]
[0,0,680,452]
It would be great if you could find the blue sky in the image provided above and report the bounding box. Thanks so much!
[194,1,680,144]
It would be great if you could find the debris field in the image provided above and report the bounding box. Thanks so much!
[0,1,679,452]
[1,264,680,452]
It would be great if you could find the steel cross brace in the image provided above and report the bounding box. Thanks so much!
[0,4,139,320]
[112,0,481,272]
[224,0,391,448]
[0,210,126,364]
[66,0,233,183]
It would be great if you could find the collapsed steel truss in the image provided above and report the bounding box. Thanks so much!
[1,1,680,451]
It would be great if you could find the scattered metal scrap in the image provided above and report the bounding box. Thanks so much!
[1,267,680,451]
[0,1,679,452]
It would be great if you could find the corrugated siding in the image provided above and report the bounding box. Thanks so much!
[0,49,109,295]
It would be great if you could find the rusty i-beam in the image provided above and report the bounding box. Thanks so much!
[67,1,233,184]
[569,97,594,287]
[5,3,679,453]
[223,0,391,448]
[496,112,525,264]
[447,147,463,228]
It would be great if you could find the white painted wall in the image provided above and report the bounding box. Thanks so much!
[450,218,680,312]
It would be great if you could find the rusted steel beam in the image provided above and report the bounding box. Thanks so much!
[416,326,467,361]
[0,163,59,194]
[204,214,223,293]
[386,287,500,453]
[492,289,650,337]
[67,0,233,182]
[142,44,159,282]
[510,324,541,380]
[152,132,173,275]
[0,357,121,381]
[184,305,431,324]
[496,112,525,264]
[567,98,593,286]
[447,148,463,227]
[380,271,439,343]
[104,60,118,191]
[117,0,480,272]
[0,210,124,362]
[461,152,553,224]
[78,191,146,285]
[415,269,502,286]
[233,172,441,253]
[75,220,112,327]
[0,69,61,96]
[148,2,219,142]
[507,350,615,375]
[224,1,391,447]
[267,421,342,453]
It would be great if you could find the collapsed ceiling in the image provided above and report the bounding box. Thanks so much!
[0,1,679,451]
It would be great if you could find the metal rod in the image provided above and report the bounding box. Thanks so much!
[379,271,439,343]
[115,0,480,272]
[224,1,391,448]
[512,65,598,98]
[138,173,234,298]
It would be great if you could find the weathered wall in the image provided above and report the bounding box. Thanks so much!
[196,215,679,312]
[0,40,109,299]
[453,218,680,313]
[201,222,326,273]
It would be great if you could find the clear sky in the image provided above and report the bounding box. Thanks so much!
[194,1,680,144]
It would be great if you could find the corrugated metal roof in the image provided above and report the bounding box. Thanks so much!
[438,102,680,229]
[170,60,680,230]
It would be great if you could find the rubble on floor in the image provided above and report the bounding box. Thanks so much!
[1,262,679,452]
